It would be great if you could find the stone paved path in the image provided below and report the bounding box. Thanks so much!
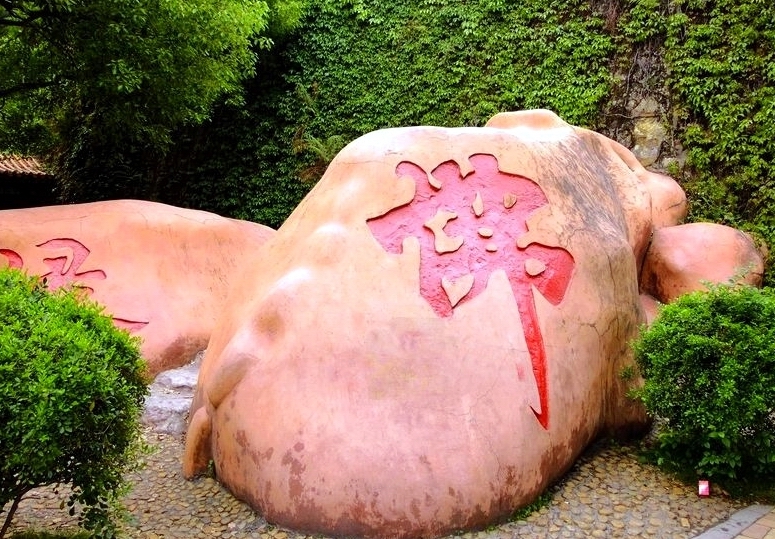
[7,429,748,539]
[734,507,775,539]
[694,506,775,539]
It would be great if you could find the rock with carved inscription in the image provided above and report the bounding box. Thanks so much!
[0,200,274,376]
[182,110,759,538]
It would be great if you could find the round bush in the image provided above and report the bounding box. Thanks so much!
[0,267,148,538]
[633,284,775,482]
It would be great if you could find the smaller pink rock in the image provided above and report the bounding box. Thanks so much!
[0,200,274,375]
[640,170,687,229]
[640,222,763,304]
[639,293,661,326]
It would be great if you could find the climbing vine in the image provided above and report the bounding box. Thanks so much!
[133,0,775,288]
[162,0,616,226]
[285,0,614,140]
[622,0,775,282]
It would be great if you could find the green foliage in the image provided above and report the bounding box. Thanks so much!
[622,0,775,284]
[0,267,148,538]
[619,364,636,382]
[148,51,312,228]
[285,0,613,145]
[508,490,553,522]
[0,0,303,201]
[632,284,775,482]
[157,0,616,225]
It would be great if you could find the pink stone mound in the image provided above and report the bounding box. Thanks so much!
[640,222,763,304]
[183,110,762,538]
[0,200,274,376]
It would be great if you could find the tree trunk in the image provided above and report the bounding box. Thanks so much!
[0,490,26,539]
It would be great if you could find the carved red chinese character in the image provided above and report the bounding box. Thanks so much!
[2,239,148,332]
[0,249,23,268]
[367,154,575,428]
[37,238,107,293]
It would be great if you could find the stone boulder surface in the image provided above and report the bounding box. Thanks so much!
[142,352,203,434]
[182,110,760,538]
[0,200,274,375]
[640,222,763,304]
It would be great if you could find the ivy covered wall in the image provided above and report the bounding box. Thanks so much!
[622,0,775,282]
[165,0,616,227]
[154,0,774,281]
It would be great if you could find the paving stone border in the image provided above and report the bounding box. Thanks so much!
[693,505,774,539]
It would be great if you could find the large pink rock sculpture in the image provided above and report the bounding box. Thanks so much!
[0,200,274,376]
[183,110,762,538]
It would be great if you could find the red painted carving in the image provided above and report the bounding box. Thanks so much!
[0,249,23,268]
[37,238,107,293]
[367,154,575,428]
[1,239,148,332]
[112,318,151,332]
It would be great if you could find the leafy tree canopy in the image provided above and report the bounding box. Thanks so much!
[0,0,303,155]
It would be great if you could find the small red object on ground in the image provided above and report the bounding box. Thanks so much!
[698,480,710,496]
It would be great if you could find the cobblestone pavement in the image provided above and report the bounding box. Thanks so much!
[8,429,747,539]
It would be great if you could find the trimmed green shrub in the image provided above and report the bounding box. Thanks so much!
[0,267,148,539]
[632,284,775,482]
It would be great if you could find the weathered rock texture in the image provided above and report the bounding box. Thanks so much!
[641,222,763,304]
[143,352,203,434]
[183,110,761,538]
[0,200,274,376]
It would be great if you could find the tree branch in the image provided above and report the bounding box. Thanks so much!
[0,490,25,539]
[0,80,56,98]
[0,0,51,27]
